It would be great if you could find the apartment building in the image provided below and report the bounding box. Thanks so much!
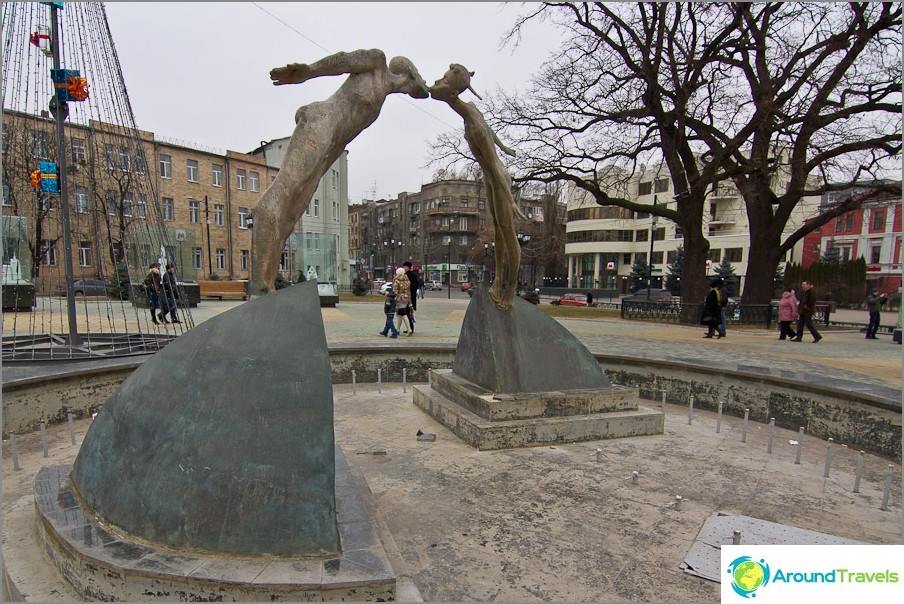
[349,179,557,286]
[801,185,902,293]
[249,138,349,293]
[2,111,351,296]
[564,166,820,295]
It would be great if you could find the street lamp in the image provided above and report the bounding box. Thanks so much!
[647,195,658,301]
[447,215,455,299]
[516,232,531,293]
[246,213,254,285]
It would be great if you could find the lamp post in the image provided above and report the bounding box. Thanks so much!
[647,195,658,300]
[516,232,531,293]
[246,213,254,286]
[447,214,456,299]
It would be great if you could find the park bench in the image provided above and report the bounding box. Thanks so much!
[198,280,247,301]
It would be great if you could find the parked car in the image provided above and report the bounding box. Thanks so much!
[461,281,475,292]
[56,279,108,297]
[425,280,442,291]
[551,293,590,307]
[623,288,674,303]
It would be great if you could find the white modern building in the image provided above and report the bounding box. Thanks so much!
[564,164,820,295]
[250,138,350,292]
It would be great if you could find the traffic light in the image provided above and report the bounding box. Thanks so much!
[370,250,375,257]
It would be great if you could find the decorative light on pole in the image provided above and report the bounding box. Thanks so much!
[647,195,658,301]
[447,214,456,299]
[516,232,531,292]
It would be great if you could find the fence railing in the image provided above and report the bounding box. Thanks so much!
[621,301,833,328]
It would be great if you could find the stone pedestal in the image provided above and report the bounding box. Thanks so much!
[413,369,663,450]
[413,284,663,450]
[35,447,396,601]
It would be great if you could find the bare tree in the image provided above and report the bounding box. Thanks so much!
[2,121,61,280]
[707,3,902,303]
[465,2,900,305]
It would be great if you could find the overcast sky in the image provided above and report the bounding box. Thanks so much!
[103,2,563,203]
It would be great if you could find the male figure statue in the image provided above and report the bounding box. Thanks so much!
[250,49,430,295]
[429,64,525,310]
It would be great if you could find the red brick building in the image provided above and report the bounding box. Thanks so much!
[801,185,902,293]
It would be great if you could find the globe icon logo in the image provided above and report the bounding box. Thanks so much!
[726,556,770,598]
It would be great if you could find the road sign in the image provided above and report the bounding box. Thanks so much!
[175,229,187,242]
[606,261,615,270]
[706,259,713,269]
[650,267,662,273]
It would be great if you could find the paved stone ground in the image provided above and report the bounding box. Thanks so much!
[3,388,901,602]
[2,295,901,601]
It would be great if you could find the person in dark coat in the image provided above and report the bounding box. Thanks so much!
[793,280,822,343]
[865,288,887,339]
[701,279,726,338]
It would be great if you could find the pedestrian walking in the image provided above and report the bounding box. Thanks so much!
[392,267,414,335]
[792,280,822,343]
[379,286,399,338]
[701,279,726,339]
[865,288,887,339]
[143,262,163,325]
[161,263,181,324]
[717,278,729,338]
[403,261,421,326]
[777,287,798,340]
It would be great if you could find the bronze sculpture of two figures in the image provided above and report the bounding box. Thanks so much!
[250,50,523,310]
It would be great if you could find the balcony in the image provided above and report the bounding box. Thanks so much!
[425,206,479,216]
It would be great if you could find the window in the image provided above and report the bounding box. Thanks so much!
[708,249,721,261]
[622,253,631,265]
[240,249,249,270]
[159,153,172,178]
[635,230,649,242]
[870,244,882,264]
[459,234,468,245]
[459,216,468,230]
[74,186,89,213]
[71,138,86,164]
[187,159,199,182]
[31,130,51,159]
[654,178,669,193]
[279,242,289,271]
[872,209,886,230]
[250,171,260,192]
[835,217,844,233]
[135,149,147,174]
[840,246,852,261]
[313,198,320,217]
[106,192,117,215]
[191,247,202,270]
[651,251,664,265]
[332,201,339,220]
[331,169,339,189]
[137,195,147,218]
[104,144,115,170]
[236,169,246,190]
[2,182,11,206]
[212,164,223,187]
[213,203,224,226]
[189,200,200,223]
[638,181,653,196]
[42,240,56,265]
[215,248,226,270]
[162,197,175,221]
[461,197,469,208]
[122,194,133,217]
[845,214,854,232]
[119,146,130,171]
[238,207,249,228]
[78,242,92,267]
[725,248,743,263]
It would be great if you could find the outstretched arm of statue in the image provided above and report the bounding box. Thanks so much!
[492,128,516,158]
[270,49,387,86]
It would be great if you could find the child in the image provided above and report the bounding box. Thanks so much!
[379,287,399,338]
